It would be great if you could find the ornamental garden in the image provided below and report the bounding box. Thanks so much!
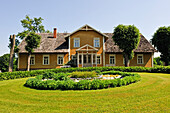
[24,70,141,90]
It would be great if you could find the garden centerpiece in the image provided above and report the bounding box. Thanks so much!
[24,70,141,90]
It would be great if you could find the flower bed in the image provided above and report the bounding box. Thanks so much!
[24,71,141,90]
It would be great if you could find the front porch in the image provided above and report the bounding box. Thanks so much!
[73,44,101,67]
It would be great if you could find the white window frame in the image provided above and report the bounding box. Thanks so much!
[109,54,116,64]
[137,54,144,64]
[57,54,64,65]
[74,38,80,47]
[94,38,100,47]
[123,57,130,64]
[43,55,50,65]
[97,54,101,64]
[30,55,35,65]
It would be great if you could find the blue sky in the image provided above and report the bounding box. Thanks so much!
[1,0,169,57]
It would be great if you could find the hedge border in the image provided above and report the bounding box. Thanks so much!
[24,71,141,90]
[0,66,169,81]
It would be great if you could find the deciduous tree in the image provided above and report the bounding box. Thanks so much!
[113,24,140,67]
[25,32,41,71]
[152,26,170,66]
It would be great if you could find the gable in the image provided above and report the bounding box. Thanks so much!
[65,24,108,38]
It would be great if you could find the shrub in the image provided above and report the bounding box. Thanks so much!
[1,66,169,81]
[70,71,97,78]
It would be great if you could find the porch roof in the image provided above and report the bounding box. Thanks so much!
[76,44,98,51]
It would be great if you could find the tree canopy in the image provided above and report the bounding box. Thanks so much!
[113,24,140,67]
[25,32,41,71]
[0,54,17,72]
[152,26,170,66]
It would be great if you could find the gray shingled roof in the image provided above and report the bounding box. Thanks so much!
[105,33,156,53]
[18,32,155,53]
[18,33,70,53]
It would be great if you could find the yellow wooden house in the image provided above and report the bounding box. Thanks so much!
[18,24,156,70]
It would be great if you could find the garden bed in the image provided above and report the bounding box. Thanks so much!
[24,71,141,90]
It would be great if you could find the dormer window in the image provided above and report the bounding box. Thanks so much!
[74,38,80,47]
[94,38,100,47]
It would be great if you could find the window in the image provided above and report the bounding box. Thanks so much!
[93,54,96,64]
[137,54,143,64]
[97,55,101,64]
[72,55,77,65]
[30,55,35,65]
[83,55,87,63]
[79,55,82,64]
[43,55,49,65]
[58,55,64,65]
[94,38,100,47]
[74,38,80,47]
[109,55,115,64]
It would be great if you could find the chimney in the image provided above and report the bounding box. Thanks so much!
[54,28,57,38]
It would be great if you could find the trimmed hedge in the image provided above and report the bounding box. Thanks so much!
[24,71,141,90]
[70,71,97,78]
[0,66,169,81]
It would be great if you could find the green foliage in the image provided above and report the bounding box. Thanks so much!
[0,66,169,81]
[113,24,140,66]
[70,71,97,78]
[25,32,41,53]
[154,57,163,65]
[152,26,170,66]
[0,54,17,72]
[17,15,47,39]
[24,71,141,90]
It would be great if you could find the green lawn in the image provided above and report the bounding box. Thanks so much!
[0,73,169,113]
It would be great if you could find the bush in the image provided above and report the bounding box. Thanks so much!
[0,66,169,81]
[70,71,97,78]
[24,71,141,90]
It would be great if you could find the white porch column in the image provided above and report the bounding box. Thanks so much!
[77,52,79,67]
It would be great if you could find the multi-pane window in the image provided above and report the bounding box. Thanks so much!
[93,54,96,64]
[94,38,100,47]
[43,55,49,65]
[72,55,77,65]
[74,38,80,47]
[58,55,64,65]
[137,54,143,64]
[97,55,101,64]
[79,55,82,64]
[30,55,35,65]
[109,55,115,64]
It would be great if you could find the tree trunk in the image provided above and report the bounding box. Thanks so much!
[9,35,15,72]
[124,54,129,67]
[27,53,31,71]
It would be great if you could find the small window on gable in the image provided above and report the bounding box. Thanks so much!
[94,38,100,47]
[74,38,80,47]
[58,55,64,65]
[109,55,115,64]
[30,55,35,65]
[43,55,49,65]
[137,54,143,64]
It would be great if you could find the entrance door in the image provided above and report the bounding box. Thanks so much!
[83,54,92,67]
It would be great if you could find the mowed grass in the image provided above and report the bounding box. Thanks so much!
[0,73,169,113]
